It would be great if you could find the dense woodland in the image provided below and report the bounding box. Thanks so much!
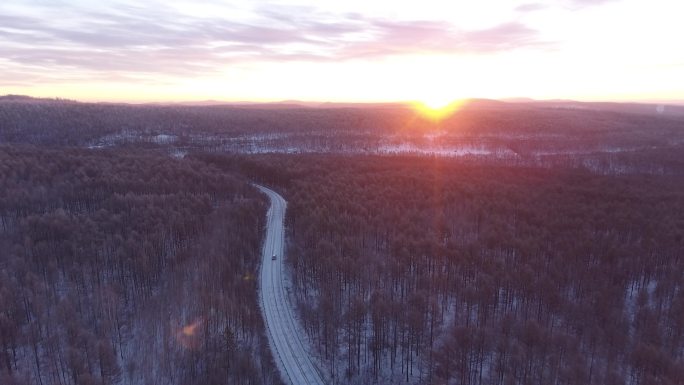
[2,97,684,385]
[220,154,684,385]
[0,147,281,385]
[2,97,683,171]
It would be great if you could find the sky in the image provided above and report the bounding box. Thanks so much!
[1,0,683,103]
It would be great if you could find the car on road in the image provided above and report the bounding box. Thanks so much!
[272,254,277,260]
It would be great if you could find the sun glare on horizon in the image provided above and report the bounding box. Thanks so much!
[421,95,456,110]
[414,98,466,121]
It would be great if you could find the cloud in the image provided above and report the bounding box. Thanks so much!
[565,0,619,9]
[569,0,617,4]
[339,20,544,58]
[0,1,546,84]
[515,3,548,12]
[517,0,617,12]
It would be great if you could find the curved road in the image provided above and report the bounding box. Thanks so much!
[256,185,325,385]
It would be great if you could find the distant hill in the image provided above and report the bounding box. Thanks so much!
[0,94,78,104]
[530,100,684,117]
[3,94,684,117]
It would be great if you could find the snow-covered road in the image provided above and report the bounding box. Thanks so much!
[256,185,325,385]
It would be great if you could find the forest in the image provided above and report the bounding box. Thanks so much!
[2,96,683,174]
[213,154,684,385]
[1,97,683,385]
[0,146,281,385]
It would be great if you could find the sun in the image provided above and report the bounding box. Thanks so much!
[421,96,455,110]
[413,97,465,121]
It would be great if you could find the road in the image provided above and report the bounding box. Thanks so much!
[256,185,325,385]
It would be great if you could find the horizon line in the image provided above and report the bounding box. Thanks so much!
[2,94,684,107]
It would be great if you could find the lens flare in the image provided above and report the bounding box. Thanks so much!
[175,318,204,350]
[182,321,200,337]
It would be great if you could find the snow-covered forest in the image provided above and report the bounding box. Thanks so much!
[1,97,683,385]
[0,147,281,385]
[231,154,684,385]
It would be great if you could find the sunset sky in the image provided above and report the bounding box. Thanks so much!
[1,0,683,103]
